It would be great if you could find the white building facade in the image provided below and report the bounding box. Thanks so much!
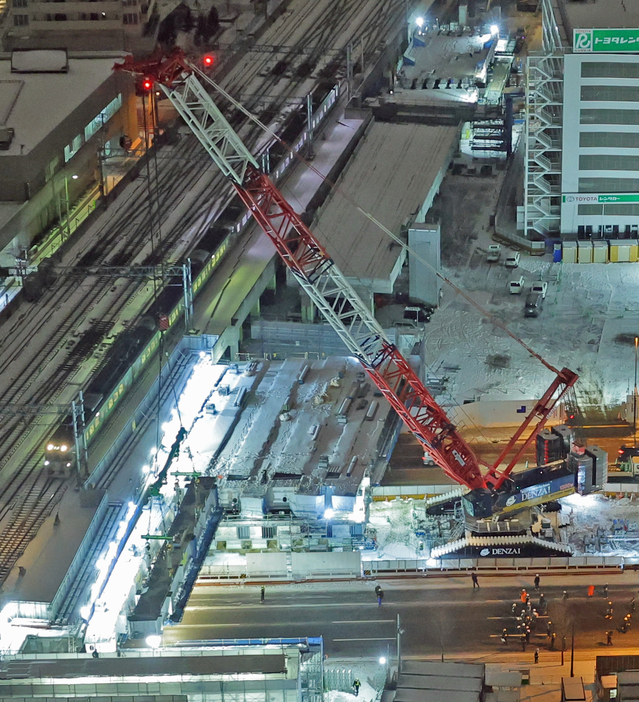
[525,1,639,239]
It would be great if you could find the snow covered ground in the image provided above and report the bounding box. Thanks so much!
[561,492,639,557]
[426,259,639,411]
[325,659,387,702]
[364,493,639,560]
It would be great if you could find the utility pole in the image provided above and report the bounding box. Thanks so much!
[346,43,353,102]
[72,392,89,479]
[397,614,403,674]
[182,259,194,331]
[55,264,194,331]
[570,624,575,677]
[634,336,638,447]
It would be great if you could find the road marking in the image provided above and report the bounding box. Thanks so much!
[333,637,396,642]
[487,616,510,620]
[332,620,395,624]
[187,599,511,611]
[187,602,382,611]
[173,623,243,628]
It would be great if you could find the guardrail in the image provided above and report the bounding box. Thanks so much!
[199,554,627,582]
[366,556,625,574]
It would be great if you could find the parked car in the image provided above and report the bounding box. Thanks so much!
[524,291,543,317]
[403,306,431,324]
[486,244,501,263]
[509,276,525,294]
[531,281,548,298]
[505,252,521,268]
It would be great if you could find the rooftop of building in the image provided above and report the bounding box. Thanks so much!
[0,648,287,680]
[0,50,128,156]
[312,121,459,292]
[563,0,639,33]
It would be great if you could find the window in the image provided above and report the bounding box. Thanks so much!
[581,109,639,125]
[581,85,639,103]
[84,114,102,141]
[13,0,27,7]
[580,154,639,172]
[578,204,603,215]
[84,94,122,142]
[53,12,66,19]
[582,62,639,79]
[262,526,276,539]
[580,132,639,149]
[579,177,639,193]
[90,12,98,19]
[122,0,137,6]
[13,13,28,24]
[237,526,250,540]
[64,133,82,162]
[123,12,138,23]
[604,203,639,216]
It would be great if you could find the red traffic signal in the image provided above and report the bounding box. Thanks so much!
[141,77,153,91]
[202,54,214,68]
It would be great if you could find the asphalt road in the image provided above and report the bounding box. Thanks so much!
[163,578,639,657]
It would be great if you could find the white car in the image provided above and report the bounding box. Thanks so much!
[505,252,521,268]
[531,281,548,298]
[486,244,501,263]
[509,276,525,294]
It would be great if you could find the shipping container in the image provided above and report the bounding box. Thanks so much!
[577,240,592,263]
[562,241,577,263]
[593,240,608,263]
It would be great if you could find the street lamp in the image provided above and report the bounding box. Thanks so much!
[146,634,162,649]
[397,614,405,674]
[633,336,638,447]
[416,16,424,28]
[490,24,499,36]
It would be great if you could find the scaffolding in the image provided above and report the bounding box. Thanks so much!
[523,0,568,239]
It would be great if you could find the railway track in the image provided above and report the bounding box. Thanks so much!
[0,0,409,587]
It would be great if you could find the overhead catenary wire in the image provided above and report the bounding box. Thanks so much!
[193,64,562,378]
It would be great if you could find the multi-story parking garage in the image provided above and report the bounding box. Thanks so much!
[525,0,639,239]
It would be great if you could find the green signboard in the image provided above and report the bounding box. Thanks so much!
[563,194,639,204]
[574,28,639,53]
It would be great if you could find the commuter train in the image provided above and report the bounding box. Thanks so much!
[41,319,157,475]
[44,418,75,476]
[40,246,215,477]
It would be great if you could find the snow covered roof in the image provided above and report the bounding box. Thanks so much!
[312,121,458,293]
[565,1,639,31]
[395,661,484,702]
[0,53,127,156]
[211,357,391,500]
